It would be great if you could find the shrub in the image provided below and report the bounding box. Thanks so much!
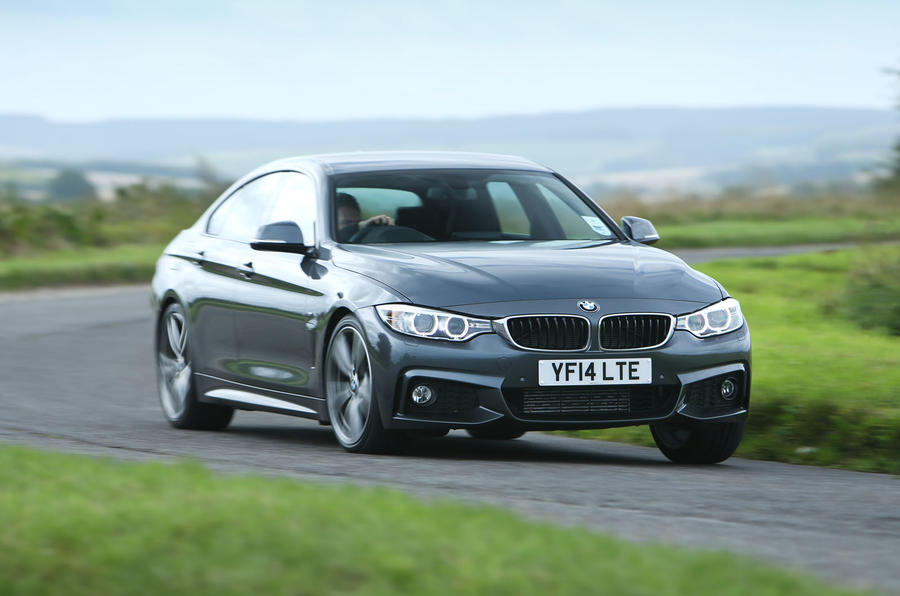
[841,246,900,335]
[0,183,221,257]
[47,169,97,202]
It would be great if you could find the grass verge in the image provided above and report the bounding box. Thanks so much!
[0,446,869,596]
[0,244,163,290]
[655,216,900,249]
[563,248,900,474]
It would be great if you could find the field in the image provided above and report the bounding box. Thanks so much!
[0,244,163,290]
[655,216,900,248]
[565,248,900,473]
[0,446,869,596]
[599,191,900,248]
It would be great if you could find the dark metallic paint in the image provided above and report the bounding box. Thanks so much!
[151,152,751,431]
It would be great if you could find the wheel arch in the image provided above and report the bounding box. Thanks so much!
[155,292,186,352]
[316,306,354,420]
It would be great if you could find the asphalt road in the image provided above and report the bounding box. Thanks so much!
[1,247,898,593]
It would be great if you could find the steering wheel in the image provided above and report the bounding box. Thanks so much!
[349,224,434,244]
[348,223,383,244]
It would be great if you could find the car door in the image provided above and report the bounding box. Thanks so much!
[231,171,326,401]
[191,174,276,385]
[183,234,245,382]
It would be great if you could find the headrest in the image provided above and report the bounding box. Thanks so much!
[396,206,446,239]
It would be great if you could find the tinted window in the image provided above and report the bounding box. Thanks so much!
[331,169,617,244]
[207,174,283,241]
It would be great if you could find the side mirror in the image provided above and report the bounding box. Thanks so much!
[621,216,660,245]
[250,221,312,255]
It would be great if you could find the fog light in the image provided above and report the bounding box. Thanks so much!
[411,384,436,406]
[720,378,736,400]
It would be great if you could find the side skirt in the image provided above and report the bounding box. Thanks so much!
[196,373,325,420]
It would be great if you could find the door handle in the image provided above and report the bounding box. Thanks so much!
[187,248,205,262]
[237,261,255,278]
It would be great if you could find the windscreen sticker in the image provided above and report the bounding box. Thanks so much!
[581,216,611,236]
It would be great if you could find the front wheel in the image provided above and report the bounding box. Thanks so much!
[325,315,406,453]
[650,419,745,464]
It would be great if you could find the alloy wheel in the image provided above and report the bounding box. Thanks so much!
[158,310,192,420]
[326,325,373,446]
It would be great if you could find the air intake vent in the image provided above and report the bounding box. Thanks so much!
[599,314,673,350]
[503,316,589,351]
[505,385,678,421]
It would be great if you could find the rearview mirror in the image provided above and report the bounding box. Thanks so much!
[250,221,312,255]
[621,216,660,245]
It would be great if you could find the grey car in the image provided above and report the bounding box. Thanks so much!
[151,152,750,462]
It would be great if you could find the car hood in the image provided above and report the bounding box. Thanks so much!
[331,240,724,310]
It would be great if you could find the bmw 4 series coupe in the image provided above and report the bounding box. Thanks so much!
[152,152,750,462]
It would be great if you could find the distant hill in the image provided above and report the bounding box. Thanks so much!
[1,107,897,194]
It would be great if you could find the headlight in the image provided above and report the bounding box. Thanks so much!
[375,304,493,341]
[676,298,744,338]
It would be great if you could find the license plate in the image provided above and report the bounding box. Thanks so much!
[538,358,652,386]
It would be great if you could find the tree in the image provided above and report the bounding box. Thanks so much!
[880,67,900,191]
[886,140,900,187]
[47,169,96,202]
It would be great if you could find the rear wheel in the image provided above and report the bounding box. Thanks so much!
[325,316,406,453]
[650,420,745,464]
[466,423,526,441]
[156,303,233,430]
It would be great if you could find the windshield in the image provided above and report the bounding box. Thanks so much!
[331,169,620,244]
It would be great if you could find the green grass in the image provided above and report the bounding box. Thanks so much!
[702,250,899,408]
[655,216,900,248]
[0,446,870,596]
[0,244,163,290]
[563,248,900,474]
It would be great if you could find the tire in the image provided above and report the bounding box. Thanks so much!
[156,302,233,430]
[325,315,406,453]
[650,419,745,464]
[466,423,526,441]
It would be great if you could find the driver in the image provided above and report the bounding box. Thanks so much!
[336,192,395,242]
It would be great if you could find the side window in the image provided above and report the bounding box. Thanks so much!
[260,172,317,244]
[485,181,530,235]
[206,174,283,241]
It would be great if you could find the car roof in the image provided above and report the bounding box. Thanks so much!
[260,151,553,176]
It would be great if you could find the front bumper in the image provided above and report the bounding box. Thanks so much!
[356,307,751,431]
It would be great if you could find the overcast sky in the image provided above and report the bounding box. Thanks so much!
[1,0,898,122]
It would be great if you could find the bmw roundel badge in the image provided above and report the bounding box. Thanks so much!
[578,300,598,312]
